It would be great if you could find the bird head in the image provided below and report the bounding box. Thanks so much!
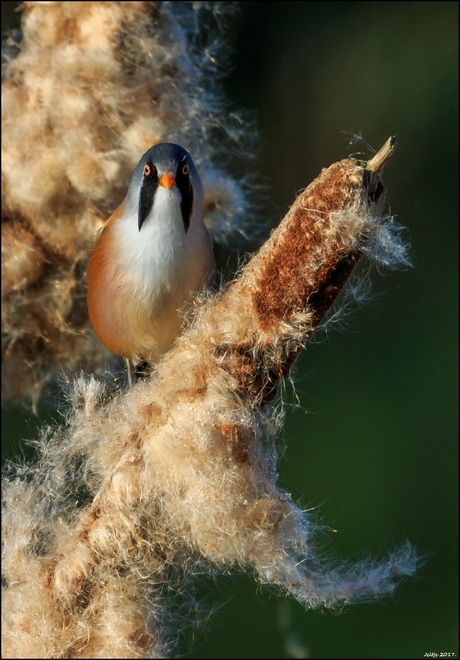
[125,143,204,233]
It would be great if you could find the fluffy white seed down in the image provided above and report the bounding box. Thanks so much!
[2,148,417,658]
[1,1,255,405]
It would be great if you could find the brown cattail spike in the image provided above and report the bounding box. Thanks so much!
[2,137,416,659]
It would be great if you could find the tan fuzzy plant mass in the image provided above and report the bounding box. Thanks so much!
[2,2,418,658]
[2,136,418,658]
[2,1,253,405]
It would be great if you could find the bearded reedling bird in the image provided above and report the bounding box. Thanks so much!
[87,143,215,381]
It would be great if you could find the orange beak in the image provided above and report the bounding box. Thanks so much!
[158,172,176,189]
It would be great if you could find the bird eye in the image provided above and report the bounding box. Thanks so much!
[181,163,189,176]
[143,163,151,177]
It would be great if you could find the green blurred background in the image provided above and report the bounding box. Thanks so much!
[2,2,458,658]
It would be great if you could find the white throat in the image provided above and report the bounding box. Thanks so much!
[113,183,209,312]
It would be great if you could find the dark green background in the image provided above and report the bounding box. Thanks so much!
[2,2,458,658]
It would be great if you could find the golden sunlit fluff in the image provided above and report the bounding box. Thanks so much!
[2,1,256,406]
[2,144,418,658]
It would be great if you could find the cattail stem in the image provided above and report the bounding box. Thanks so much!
[366,135,396,172]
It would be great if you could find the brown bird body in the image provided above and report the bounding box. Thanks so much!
[87,144,214,365]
